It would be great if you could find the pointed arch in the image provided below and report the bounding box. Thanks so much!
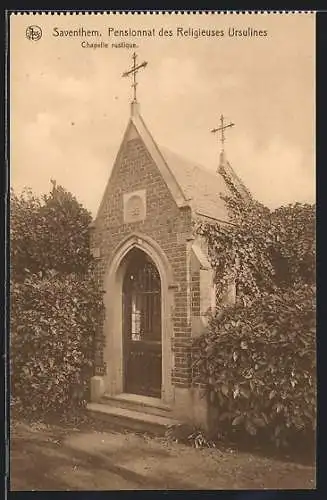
[102,232,174,404]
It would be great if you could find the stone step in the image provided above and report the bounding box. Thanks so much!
[100,393,172,418]
[87,402,181,436]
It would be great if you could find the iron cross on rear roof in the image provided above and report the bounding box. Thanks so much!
[122,52,148,103]
[211,114,235,154]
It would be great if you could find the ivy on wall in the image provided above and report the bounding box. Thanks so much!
[194,191,316,448]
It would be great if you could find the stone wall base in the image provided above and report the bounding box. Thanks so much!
[90,377,210,430]
[90,376,106,402]
[173,386,209,429]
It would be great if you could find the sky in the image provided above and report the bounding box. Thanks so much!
[10,12,315,215]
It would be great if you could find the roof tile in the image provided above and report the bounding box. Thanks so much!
[159,146,232,221]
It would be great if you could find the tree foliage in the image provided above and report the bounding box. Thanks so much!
[10,183,104,419]
[10,185,92,281]
[194,193,316,448]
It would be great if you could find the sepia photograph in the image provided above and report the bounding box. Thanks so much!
[9,11,316,490]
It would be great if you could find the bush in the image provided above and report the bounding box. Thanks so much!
[10,183,104,420]
[11,269,104,419]
[10,186,92,282]
[193,284,316,448]
[195,193,316,450]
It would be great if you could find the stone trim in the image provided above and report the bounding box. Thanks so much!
[102,232,175,405]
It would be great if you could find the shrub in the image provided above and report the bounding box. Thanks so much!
[10,185,92,282]
[193,284,316,448]
[195,192,316,450]
[10,269,104,419]
[10,183,104,420]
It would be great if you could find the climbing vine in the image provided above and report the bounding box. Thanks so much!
[195,194,315,305]
[194,192,316,448]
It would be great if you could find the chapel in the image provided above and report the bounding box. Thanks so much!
[88,55,252,430]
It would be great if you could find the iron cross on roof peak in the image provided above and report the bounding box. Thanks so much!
[211,114,235,154]
[122,52,148,103]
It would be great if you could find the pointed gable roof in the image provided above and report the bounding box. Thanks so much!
[218,151,253,201]
[159,147,232,221]
[95,103,251,224]
[130,105,188,209]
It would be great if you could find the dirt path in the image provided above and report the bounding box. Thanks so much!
[10,421,315,490]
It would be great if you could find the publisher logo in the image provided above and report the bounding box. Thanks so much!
[26,25,42,41]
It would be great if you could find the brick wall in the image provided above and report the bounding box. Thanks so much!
[191,271,201,317]
[91,135,193,387]
[190,247,214,391]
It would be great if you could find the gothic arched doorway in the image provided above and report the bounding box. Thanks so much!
[122,248,162,398]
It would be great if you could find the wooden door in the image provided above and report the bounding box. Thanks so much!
[123,249,162,398]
